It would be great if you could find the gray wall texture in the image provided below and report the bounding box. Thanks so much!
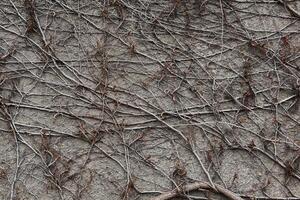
[0,0,300,199]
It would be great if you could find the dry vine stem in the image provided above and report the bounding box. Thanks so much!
[151,181,244,200]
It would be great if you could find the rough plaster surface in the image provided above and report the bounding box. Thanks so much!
[0,0,300,199]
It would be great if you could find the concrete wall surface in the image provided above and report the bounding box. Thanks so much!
[0,0,299,199]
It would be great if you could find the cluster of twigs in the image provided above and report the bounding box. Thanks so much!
[0,0,299,199]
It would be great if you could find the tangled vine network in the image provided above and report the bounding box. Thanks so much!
[0,0,300,199]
